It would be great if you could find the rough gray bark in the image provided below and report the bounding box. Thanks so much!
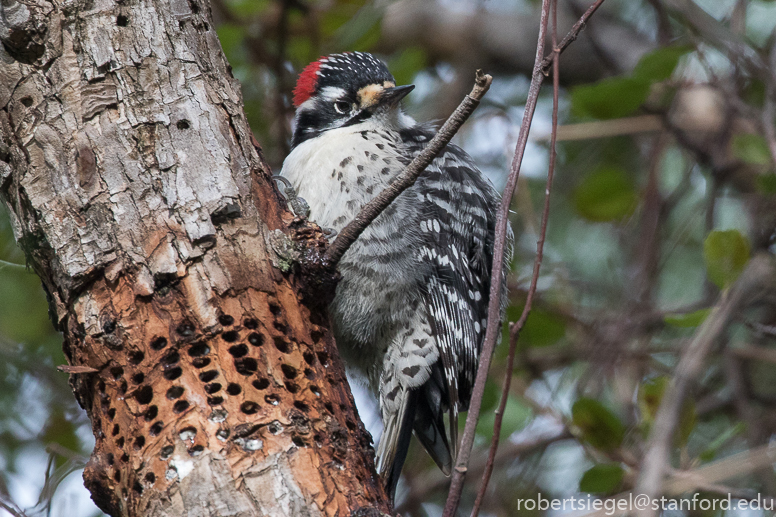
[0,0,390,515]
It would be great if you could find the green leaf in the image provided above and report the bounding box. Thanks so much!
[572,398,625,450]
[664,308,711,328]
[571,77,651,120]
[579,463,625,495]
[632,45,692,82]
[732,133,772,166]
[703,230,751,289]
[573,167,638,222]
[757,173,776,194]
[638,376,668,423]
[571,45,691,120]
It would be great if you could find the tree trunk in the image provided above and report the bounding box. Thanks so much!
[0,0,390,515]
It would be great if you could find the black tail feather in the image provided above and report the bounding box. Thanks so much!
[413,369,452,475]
[383,366,454,501]
[383,388,419,501]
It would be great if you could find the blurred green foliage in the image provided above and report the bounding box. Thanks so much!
[638,376,696,446]
[571,45,691,120]
[664,307,711,328]
[732,134,772,166]
[573,167,639,222]
[0,206,91,514]
[579,463,625,495]
[572,398,625,451]
[703,230,750,289]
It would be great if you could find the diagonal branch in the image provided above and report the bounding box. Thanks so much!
[540,0,607,76]
[661,0,773,83]
[442,1,553,515]
[634,254,776,517]
[323,71,493,269]
[442,1,608,515]
[398,428,569,513]
[579,443,776,517]
[470,1,563,515]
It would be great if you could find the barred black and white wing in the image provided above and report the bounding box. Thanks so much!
[406,126,506,470]
[376,126,509,499]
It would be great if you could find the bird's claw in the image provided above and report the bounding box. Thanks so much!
[322,227,338,240]
[273,175,311,219]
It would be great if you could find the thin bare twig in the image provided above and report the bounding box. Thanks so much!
[729,343,776,365]
[692,481,775,504]
[540,0,607,75]
[723,349,776,492]
[0,498,26,517]
[535,115,663,141]
[0,259,29,272]
[745,320,776,337]
[469,0,561,515]
[633,133,669,304]
[441,2,553,516]
[634,254,776,517]
[323,71,493,269]
[398,428,569,513]
[762,39,776,166]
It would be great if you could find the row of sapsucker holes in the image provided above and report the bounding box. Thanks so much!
[145,311,315,492]
[98,308,349,496]
[206,309,357,448]
[97,320,204,496]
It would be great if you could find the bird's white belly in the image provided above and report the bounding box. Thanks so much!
[280,127,404,230]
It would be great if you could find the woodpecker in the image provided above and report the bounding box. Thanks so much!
[280,51,511,498]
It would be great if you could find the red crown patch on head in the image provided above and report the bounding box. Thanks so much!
[292,58,325,107]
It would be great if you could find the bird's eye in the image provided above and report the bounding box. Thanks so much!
[334,101,351,114]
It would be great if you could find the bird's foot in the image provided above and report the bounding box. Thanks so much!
[272,175,311,219]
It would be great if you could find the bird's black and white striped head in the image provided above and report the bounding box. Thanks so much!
[290,52,414,148]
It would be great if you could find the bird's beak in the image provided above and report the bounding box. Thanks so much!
[378,84,415,107]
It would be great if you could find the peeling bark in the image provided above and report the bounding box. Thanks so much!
[0,0,390,515]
